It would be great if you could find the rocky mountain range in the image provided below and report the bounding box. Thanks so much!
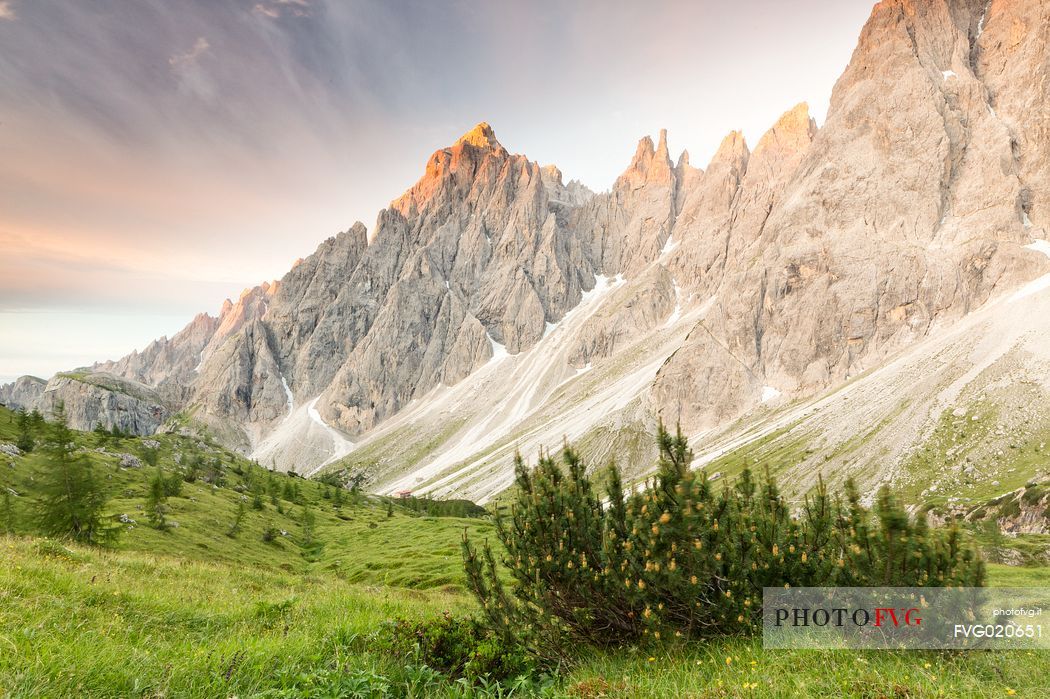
[3,0,1048,506]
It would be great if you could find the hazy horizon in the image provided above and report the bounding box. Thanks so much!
[0,0,875,383]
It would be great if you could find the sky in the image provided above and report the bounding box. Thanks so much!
[0,0,876,383]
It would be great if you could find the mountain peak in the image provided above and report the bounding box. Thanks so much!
[752,103,817,160]
[656,128,670,159]
[456,122,501,149]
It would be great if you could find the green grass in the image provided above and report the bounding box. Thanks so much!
[562,637,1048,698]
[0,535,475,698]
[694,423,814,488]
[984,563,1050,587]
[2,535,1046,698]
[3,406,1049,697]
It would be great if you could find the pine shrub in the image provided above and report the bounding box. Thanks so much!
[462,425,984,656]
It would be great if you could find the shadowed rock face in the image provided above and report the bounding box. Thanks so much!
[7,0,1049,493]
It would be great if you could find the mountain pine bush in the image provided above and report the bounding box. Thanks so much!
[462,425,984,655]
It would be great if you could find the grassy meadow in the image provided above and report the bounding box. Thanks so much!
[1,406,1048,697]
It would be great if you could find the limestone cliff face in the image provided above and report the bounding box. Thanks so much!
[7,0,1049,494]
[0,371,168,436]
[319,123,596,433]
[0,376,46,411]
[651,0,1048,433]
[26,373,168,434]
[574,129,679,277]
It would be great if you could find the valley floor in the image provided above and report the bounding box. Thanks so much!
[2,535,1047,698]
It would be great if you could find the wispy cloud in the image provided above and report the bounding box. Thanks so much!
[0,1,16,22]
[169,36,210,67]
[254,0,310,20]
[168,37,214,100]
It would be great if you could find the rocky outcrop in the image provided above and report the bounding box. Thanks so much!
[40,373,169,435]
[0,375,46,410]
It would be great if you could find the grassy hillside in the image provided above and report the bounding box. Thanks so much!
[2,406,1048,697]
[0,406,493,590]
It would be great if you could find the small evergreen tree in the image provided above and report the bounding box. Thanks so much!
[251,492,264,510]
[227,500,246,538]
[163,469,183,498]
[93,421,109,448]
[34,402,115,545]
[16,409,34,453]
[300,504,323,559]
[139,442,160,469]
[183,454,201,483]
[145,468,169,530]
[386,500,394,518]
[301,504,316,547]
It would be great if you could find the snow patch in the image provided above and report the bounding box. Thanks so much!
[977,8,987,38]
[761,386,782,403]
[941,70,957,80]
[487,333,509,364]
[581,273,618,303]
[445,280,450,290]
[543,321,557,338]
[279,374,294,416]
[1023,212,1034,230]
[307,397,355,466]
[1024,239,1050,259]
[660,234,679,256]
[193,351,205,373]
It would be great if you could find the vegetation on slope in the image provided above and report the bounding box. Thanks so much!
[1,406,1047,697]
[464,426,984,661]
[0,405,492,589]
